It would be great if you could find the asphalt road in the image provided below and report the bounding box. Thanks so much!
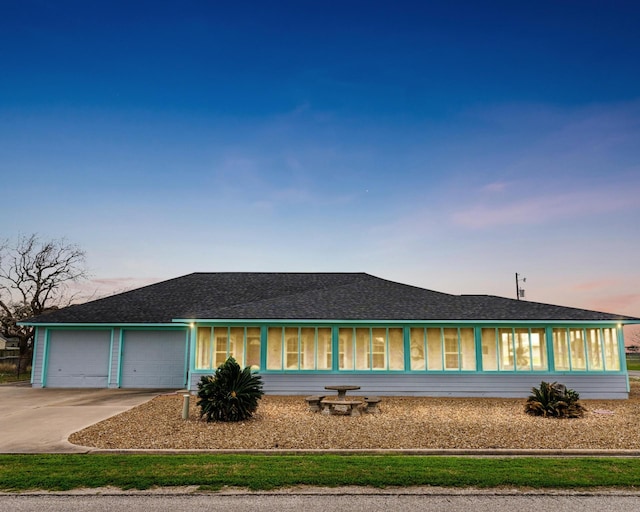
[1,492,639,511]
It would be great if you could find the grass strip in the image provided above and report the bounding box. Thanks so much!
[0,455,639,491]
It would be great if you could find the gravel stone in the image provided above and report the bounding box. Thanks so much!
[69,380,640,450]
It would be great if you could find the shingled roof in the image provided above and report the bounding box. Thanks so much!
[24,272,640,324]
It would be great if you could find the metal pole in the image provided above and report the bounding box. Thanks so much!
[515,273,520,300]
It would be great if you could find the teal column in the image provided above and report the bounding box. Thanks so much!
[185,327,193,388]
[107,329,115,387]
[403,327,411,372]
[41,329,50,387]
[31,327,39,385]
[545,326,555,372]
[474,327,483,372]
[260,326,268,371]
[331,326,339,371]
[116,330,124,388]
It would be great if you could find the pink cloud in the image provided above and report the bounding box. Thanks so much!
[571,279,623,292]
[452,187,637,229]
[584,293,640,317]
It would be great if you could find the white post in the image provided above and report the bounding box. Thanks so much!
[182,394,190,420]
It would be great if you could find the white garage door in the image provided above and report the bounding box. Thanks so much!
[46,330,111,388]
[120,330,187,388]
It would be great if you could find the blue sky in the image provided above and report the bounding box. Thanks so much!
[2,1,640,319]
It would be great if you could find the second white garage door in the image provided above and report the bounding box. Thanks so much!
[120,330,187,388]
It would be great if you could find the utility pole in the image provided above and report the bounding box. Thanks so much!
[515,273,526,300]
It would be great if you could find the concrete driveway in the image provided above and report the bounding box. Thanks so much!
[0,384,169,453]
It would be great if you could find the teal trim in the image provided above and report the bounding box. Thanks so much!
[41,329,50,387]
[184,328,191,388]
[20,322,189,328]
[546,326,555,372]
[618,327,629,392]
[107,329,114,386]
[403,327,411,372]
[172,318,638,326]
[116,329,124,388]
[331,326,339,371]
[474,327,483,372]
[260,326,267,371]
[31,327,38,385]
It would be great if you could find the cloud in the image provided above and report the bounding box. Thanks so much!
[451,186,638,229]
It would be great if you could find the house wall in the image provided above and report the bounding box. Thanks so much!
[261,373,629,399]
[188,371,628,399]
[32,322,630,398]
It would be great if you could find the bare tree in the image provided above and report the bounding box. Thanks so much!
[0,235,88,374]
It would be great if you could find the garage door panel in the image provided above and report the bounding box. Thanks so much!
[46,331,110,388]
[121,330,186,388]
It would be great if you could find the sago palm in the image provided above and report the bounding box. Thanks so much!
[197,357,264,422]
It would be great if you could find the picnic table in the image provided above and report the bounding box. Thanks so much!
[324,385,361,400]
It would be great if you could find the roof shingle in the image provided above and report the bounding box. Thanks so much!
[24,272,639,324]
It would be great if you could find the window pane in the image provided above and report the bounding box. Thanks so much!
[267,327,283,370]
[481,328,497,371]
[603,328,620,370]
[443,328,459,370]
[285,327,299,369]
[371,328,386,370]
[499,329,514,371]
[246,327,261,370]
[427,328,443,370]
[389,328,404,370]
[515,329,530,371]
[530,328,547,370]
[339,328,354,370]
[300,328,315,370]
[570,329,586,370]
[213,327,228,368]
[317,328,332,370]
[230,327,244,366]
[196,327,212,369]
[355,328,370,370]
[553,328,570,370]
[460,328,475,370]
[410,328,426,370]
[586,328,603,370]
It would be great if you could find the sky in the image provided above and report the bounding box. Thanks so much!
[2,1,640,327]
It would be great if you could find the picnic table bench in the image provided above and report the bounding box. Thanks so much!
[320,399,364,416]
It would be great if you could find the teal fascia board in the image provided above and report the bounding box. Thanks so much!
[172,318,633,326]
[18,322,189,328]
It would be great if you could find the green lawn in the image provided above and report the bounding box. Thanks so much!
[626,356,640,371]
[0,454,639,492]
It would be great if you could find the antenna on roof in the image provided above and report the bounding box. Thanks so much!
[515,273,526,300]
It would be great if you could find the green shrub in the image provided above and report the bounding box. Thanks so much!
[197,357,264,422]
[525,381,585,418]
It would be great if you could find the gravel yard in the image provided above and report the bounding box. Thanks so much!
[70,380,640,451]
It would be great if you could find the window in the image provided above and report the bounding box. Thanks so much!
[268,326,332,370]
[482,327,547,372]
[409,327,475,371]
[195,326,261,370]
[553,327,620,371]
[338,327,404,371]
[553,329,570,370]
